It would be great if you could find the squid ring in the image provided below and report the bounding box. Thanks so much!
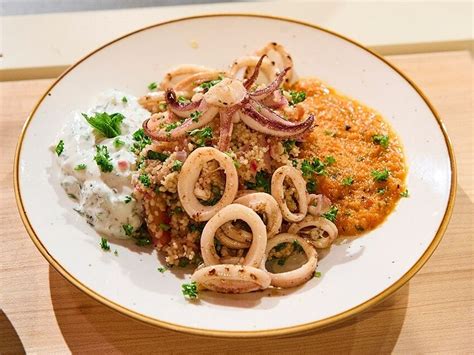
[288,216,338,249]
[271,165,308,222]
[262,233,318,288]
[234,192,282,238]
[191,264,271,294]
[177,147,238,221]
[200,204,267,267]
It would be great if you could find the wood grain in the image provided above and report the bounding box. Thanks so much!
[0,51,472,354]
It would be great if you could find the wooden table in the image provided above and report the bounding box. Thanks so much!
[1,51,472,354]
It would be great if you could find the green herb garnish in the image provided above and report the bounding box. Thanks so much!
[377,187,386,195]
[113,137,125,148]
[245,171,271,193]
[371,168,390,182]
[131,128,151,153]
[322,206,338,222]
[198,76,223,91]
[82,112,124,138]
[55,140,64,156]
[157,266,168,273]
[177,96,190,104]
[190,110,202,122]
[172,160,183,172]
[188,127,213,146]
[146,150,169,161]
[122,96,128,103]
[148,82,157,91]
[400,189,409,197]
[202,185,222,206]
[94,145,113,172]
[122,224,133,236]
[306,179,317,193]
[165,122,179,132]
[342,176,354,186]
[325,156,336,165]
[314,271,322,278]
[372,134,390,148]
[292,240,304,253]
[100,237,110,251]
[182,281,198,299]
[135,237,151,246]
[178,258,190,268]
[301,158,327,177]
[124,195,132,203]
[283,139,296,154]
[74,163,87,171]
[289,90,306,105]
[277,258,286,266]
[138,173,151,187]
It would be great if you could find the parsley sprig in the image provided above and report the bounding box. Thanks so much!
[322,206,338,222]
[289,90,306,105]
[245,171,271,193]
[131,128,151,154]
[82,112,124,138]
[371,168,390,182]
[94,145,113,172]
[372,134,390,148]
[188,127,213,147]
[100,237,110,251]
[182,281,198,299]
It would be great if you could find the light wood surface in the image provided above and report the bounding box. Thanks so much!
[1,1,473,81]
[0,51,472,354]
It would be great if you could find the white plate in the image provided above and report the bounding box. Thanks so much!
[14,14,456,337]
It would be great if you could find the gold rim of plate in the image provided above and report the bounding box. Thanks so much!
[13,13,457,338]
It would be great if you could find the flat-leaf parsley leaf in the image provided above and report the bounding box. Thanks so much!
[371,168,390,182]
[94,145,113,172]
[322,206,338,222]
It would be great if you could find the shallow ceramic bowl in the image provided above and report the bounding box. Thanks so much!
[14,14,455,337]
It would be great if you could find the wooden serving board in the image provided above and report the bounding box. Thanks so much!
[0,51,472,354]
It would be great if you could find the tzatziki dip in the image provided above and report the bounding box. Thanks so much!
[53,90,150,238]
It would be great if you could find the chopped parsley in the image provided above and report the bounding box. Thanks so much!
[289,90,306,105]
[122,224,134,236]
[245,171,271,193]
[124,195,132,203]
[292,240,304,253]
[322,206,338,222]
[324,156,336,165]
[135,237,151,246]
[371,168,390,182]
[100,237,110,251]
[182,281,198,299]
[148,82,157,91]
[138,173,151,187]
[146,150,169,161]
[131,128,152,154]
[306,179,317,193]
[94,145,113,172]
[314,271,322,278]
[74,163,87,171]
[159,223,171,231]
[283,139,296,154]
[55,140,65,156]
[198,76,223,91]
[157,266,168,273]
[188,127,213,146]
[177,96,190,104]
[82,112,124,138]
[122,96,128,103]
[202,185,222,206]
[301,158,327,177]
[190,110,202,122]
[372,134,390,148]
[342,176,354,186]
[400,189,409,197]
[113,137,125,148]
[178,258,190,268]
[165,122,179,132]
[172,160,183,172]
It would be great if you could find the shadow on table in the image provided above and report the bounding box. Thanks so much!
[0,310,26,354]
[49,265,409,353]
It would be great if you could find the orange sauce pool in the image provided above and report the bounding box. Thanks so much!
[293,78,407,236]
